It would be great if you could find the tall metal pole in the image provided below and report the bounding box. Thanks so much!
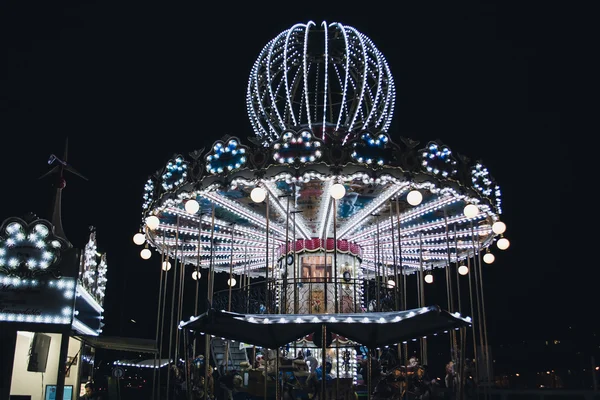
[158,245,170,400]
[152,238,166,400]
[333,197,339,313]
[224,226,235,372]
[389,200,399,310]
[175,253,186,367]
[204,204,216,400]
[395,198,408,367]
[284,195,290,313]
[166,215,180,400]
[265,193,270,313]
[193,219,201,357]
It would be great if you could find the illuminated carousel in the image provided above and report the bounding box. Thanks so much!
[134,21,510,400]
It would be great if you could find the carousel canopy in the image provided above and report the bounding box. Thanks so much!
[179,306,471,349]
[137,21,507,279]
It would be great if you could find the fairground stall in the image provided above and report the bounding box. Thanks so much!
[134,20,510,400]
[0,148,108,400]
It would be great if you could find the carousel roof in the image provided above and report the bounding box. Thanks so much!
[137,21,507,278]
[179,305,471,349]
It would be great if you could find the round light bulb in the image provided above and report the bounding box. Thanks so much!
[483,253,495,264]
[492,221,506,235]
[330,183,346,200]
[192,270,200,280]
[387,279,396,288]
[185,199,200,214]
[250,187,267,203]
[228,277,237,287]
[458,265,469,276]
[497,237,510,250]
[133,232,146,245]
[407,190,423,206]
[140,248,152,260]
[463,204,479,218]
[162,261,171,271]
[424,274,434,284]
[145,215,160,230]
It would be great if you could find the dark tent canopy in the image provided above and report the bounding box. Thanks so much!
[179,305,471,349]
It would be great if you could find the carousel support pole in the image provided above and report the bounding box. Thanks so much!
[152,237,167,400]
[175,254,187,367]
[418,231,427,365]
[395,197,408,367]
[224,226,235,372]
[444,211,457,375]
[204,203,216,400]
[475,227,491,397]
[466,252,479,386]
[292,209,299,313]
[265,192,270,313]
[264,347,268,400]
[284,195,290,314]
[335,340,339,400]
[389,200,399,311]
[333,197,339,313]
[321,325,327,400]
[452,222,466,400]
[367,348,372,400]
[183,328,192,400]
[166,215,181,400]
[193,219,202,357]
[275,346,280,400]
[158,245,170,400]
[374,214,381,312]
[470,222,486,386]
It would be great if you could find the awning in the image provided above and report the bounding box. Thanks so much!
[179,305,471,349]
[76,335,158,354]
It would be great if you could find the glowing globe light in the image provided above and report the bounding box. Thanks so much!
[497,237,510,250]
[185,199,200,214]
[162,261,171,271]
[424,274,434,284]
[145,215,160,230]
[140,248,152,260]
[330,183,346,200]
[133,233,146,246]
[463,204,479,218]
[483,252,495,264]
[250,187,267,203]
[407,190,423,206]
[387,279,396,288]
[228,277,237,287]
[458,265,469,275]
[192,270,200,280]
[492,221,506,235]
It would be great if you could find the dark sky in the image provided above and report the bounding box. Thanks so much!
[0,1,590,350]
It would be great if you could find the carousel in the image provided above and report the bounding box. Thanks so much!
[133,21,510,400]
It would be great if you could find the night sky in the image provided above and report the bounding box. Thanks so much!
[1,1,591,362]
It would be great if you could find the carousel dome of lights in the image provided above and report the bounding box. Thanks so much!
[247,21,395,146]
[137,20,507,300]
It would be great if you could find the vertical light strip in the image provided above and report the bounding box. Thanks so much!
[347,27,368,132]
[334,23,351,138]
[267,31,287,130]
[302,21,316,130]
[321,21,329,138]
[284,24,304,127]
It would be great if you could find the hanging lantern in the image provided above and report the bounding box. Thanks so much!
[497,237,510,250]
[133,232,146,245]
[145,215,160,230]
[185,199,200,214]
[407,190,423,206]
[424,273,433,284]
[140,248,152,260]
[192,270,200,280]
[330,183,346,199]
[162,261,172,271]
[458,265,469,275]
[492,221,506,235]
[483,252,495,264]
[463,204,479,218]
[250,187,267,203]
[228,277,237,287]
